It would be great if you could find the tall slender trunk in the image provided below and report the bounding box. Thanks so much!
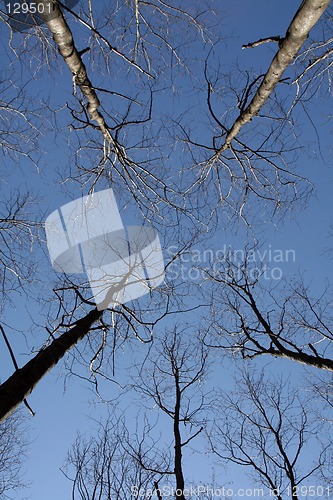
[174,369,186,500]
[0,308,103,422]
[215,0,331,154]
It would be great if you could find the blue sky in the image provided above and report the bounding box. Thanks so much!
[0,1,332,498]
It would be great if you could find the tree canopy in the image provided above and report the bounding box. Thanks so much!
[0,0,332,497]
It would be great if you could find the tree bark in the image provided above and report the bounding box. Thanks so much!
[262,344,333,372]
[40,1,113,143]
[216,0,331,154]
[0,308,103,422]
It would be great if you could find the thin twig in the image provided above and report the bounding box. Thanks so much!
[242,36,282,49]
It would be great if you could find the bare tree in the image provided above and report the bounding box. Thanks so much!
[63,326,212,499]
[130,326,211,500]
[205,255,333,372]
[0,409,29,498]
[209,370,329,499]
[213,0,331,154]
[62,416,166,500]
[0,191,43,305]
[5,0,328,226]
[0,0,331,436]
[175,0,332,224]
[0,68,43,164]
[0,1,216,423]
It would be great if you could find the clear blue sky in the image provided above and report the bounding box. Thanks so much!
[0,1,332,498]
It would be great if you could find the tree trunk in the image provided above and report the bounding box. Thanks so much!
[40,0,113,143]
[217,0,331,153]
[174,370,186,500]
[0,308,103,422]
